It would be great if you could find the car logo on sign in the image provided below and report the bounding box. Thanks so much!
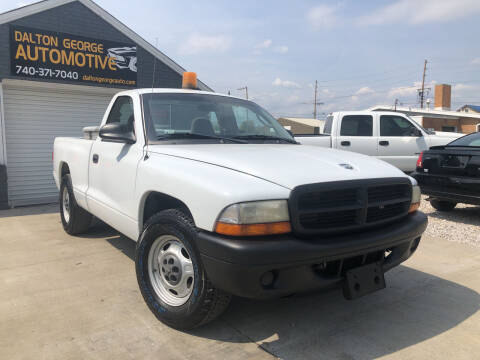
[339,163,354,170]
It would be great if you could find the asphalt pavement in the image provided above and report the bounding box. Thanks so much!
[0,204,478,360]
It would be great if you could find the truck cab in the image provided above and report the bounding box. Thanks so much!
[297,111,462,172]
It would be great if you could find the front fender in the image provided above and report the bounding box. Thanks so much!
[135,153,290,232]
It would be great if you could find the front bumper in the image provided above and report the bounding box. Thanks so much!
[413,172,480,205]
[196,211,428,299]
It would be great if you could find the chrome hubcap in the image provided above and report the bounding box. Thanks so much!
[62,187,70,223]
[148,235,194,307]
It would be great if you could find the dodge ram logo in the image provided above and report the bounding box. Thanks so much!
[339,163,354,170]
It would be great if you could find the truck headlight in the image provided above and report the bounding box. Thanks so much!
[409,185,421,213]
[215,200,291,236]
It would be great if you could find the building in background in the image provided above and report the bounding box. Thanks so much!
[370,84,480,134]
[277,117,324,134]
[0,0,211,209]
[458,105,480,113]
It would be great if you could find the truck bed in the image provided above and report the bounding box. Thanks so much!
[53,137,94,209]
[295,134,332,147]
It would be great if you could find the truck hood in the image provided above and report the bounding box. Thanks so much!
[429,131,463,139]
[148,144,406,189]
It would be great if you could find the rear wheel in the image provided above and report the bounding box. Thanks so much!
[60,174,92,234]
[135,209,231,330]
[430,199,457,212]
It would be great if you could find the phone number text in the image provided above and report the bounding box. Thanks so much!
[15,65,79,80]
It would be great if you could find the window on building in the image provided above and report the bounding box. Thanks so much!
[340,115,373,136]
[441,126,457,132]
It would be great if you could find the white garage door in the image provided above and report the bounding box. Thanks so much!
[3,81,118,207]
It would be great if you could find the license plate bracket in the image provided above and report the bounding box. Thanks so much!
[343,262,386,300]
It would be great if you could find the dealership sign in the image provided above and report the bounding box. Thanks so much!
[10,25,137,87]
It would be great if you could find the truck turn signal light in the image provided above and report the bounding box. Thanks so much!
[215,221,292,236]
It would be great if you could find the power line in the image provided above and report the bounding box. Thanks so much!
[318,84,419,101]
[314,63,421,83]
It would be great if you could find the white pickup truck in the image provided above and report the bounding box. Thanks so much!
[53,84,427,330]
[296,111,462,172]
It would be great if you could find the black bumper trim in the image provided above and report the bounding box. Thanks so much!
[196,212,427,299]
[412,172,480,205]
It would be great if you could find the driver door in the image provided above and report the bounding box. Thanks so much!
[377,115,427,171]
[87,95,144,238]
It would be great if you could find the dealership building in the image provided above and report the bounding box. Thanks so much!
[0,0,211,208]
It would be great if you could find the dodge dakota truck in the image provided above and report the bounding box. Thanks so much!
[296,111,462,172]
[53,74,427,329]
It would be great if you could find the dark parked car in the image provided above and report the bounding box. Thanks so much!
[413,132,480,211]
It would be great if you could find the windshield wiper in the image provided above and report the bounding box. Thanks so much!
[157,133,247,144]
[234,135,298,144]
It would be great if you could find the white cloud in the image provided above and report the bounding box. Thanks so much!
[272,78,301,88]
[286,95,300,103]
[470,58,480,65]
[274,45,289,54]
[453,83,474,92]
[355,87,374,95]
[178,33,231,55]
[307,4,339,29]
[255,39,272,49]
[321,88,333,96]
[387,82,421,97]
[358,0,480,26]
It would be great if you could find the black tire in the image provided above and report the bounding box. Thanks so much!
[135,209,231,330]
[430,199,457,212]
[60,174,92,234]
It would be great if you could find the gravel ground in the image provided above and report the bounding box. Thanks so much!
[420,195,480,247]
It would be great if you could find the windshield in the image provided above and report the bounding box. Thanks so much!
[447,132,480,147]
[142,93,295,143]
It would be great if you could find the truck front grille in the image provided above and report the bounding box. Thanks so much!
[289,178,411,236]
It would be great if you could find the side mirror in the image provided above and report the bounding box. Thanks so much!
[286,129,294,137]
[99,123,136,144]
[412,128,422,137]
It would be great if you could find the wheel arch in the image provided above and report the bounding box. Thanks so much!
[60,161,70,178]
[139,191,194,233]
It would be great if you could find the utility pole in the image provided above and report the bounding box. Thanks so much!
[394,98,399,111]
[301,80,324,119]
[420,59,427,109]
[237,86,248,100]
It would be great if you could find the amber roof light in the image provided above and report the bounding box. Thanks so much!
[182,72,198,89]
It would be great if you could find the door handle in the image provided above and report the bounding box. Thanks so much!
[92,154,99,164]
[379,141,389,146]
[341,141,351,146]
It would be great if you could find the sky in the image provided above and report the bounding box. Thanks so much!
[2,0,480,118]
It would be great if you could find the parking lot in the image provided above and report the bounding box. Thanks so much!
[1,200,479,360]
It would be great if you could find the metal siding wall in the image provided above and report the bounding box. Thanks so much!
[0,1,202,206]
[0,1,183,88]
[3,84,114,206]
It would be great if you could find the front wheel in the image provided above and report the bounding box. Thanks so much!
[430,199,457,212]
[135,209,231,330]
